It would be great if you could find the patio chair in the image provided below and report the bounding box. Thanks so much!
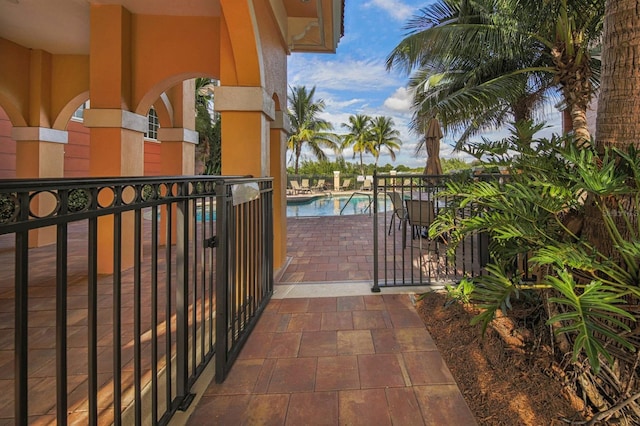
[290,180,302,194]
[339,178,351,191]
[361,178,373,191]
[404,198,441,280]
[301,179,311,192]
[403,199,436,250]
[312,179,326,191]
[386,191,407,235]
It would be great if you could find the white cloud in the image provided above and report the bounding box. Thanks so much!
[288,56,401,92]
[383,86,412,112]
[363,0,417,22]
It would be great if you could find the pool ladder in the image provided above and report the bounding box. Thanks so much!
[340,191,374,216]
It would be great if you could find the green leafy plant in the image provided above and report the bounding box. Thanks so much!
[444,277,475,306]
[430,121,639,375]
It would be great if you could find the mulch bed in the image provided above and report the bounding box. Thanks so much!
[416,291,587,425]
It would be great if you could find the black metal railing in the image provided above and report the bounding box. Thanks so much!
[371,173,486,290]
[0,175,273,425]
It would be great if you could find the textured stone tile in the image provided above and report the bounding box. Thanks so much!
[358,353,405,388]
[352,310,391,330]
[237,332,274,359]
[382,293,415,310]
[337,296,365,312]
[363,295,386,310]
[278,298,310,313]
[299,331,337,357]
[204,358,264,395]
[267,358,317,393]
[253,312,291,333]
[394,328,437,352]
[385,387,425,426]
[337,330,375,355]
[321,311,354,331]
[388,309,425,328]
[413,385,478,425]
[307,297,337,312]
[286,391,338,426]
[286,313,322,332]
[244,394,290,426]
[253,358,277,393]
[186,395,251,425]
[267,332,301,358]
[315,356,360,391]
[339,389,392,425]
[371,328,401,353]
[402,352,456,385]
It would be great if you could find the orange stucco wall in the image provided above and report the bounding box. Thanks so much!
[0,108,15,178]
[254,0,287,111]
[0,0,297,269]
[144,140,161,176]
[64,119,90,177]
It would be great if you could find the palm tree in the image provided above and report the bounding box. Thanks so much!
[386,0,603,148]
[341,114,374,175]
[584,0,640,249]
[287,86,340,174]
[369,116,402,168]
[195,78,221,174]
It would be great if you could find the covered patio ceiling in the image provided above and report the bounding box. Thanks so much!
[0,0,344,55]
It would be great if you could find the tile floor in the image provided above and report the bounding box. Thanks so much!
[186,293,476,425]
[187,213,477,425]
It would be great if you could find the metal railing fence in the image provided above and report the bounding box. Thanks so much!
[371,173,486,290]
[0,175,273,425]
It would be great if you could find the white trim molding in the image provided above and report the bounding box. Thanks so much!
[12,127,68,144]
[83,109,148,133]
[213,86,275,121]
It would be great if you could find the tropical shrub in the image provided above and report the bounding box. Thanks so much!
[431,121,640,421]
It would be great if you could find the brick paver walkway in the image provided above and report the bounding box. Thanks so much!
[187,294,476,425]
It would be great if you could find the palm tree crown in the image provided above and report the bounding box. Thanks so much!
[370,116,402,167]
[341,114,375,175]
[287,86,340,174]
[387,0,603,149]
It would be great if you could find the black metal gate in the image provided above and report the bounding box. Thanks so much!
[371,173,485,291]
[0,175,272,425]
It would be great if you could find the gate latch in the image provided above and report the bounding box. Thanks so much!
[204,236,218,248]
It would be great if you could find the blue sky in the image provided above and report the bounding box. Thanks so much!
[286,0,563,169]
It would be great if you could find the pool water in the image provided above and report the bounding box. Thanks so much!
[286,194,392,217]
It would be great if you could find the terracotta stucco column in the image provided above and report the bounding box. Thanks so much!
[214,85,290,270]
[12,127,67,247]
[159,127,198,245]
[270,111,289,270]
[214,86,275,177]
[84,108,146,272]
[84,4,146,273]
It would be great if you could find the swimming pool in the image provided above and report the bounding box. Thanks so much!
[286,193,392,217]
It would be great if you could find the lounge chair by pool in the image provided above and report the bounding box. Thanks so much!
[312,179,326,191]
[290,180,310,194]
[338,178,351,191]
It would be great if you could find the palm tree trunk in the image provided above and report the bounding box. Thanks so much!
[581,3,640,418]
[294,145,302,174]
[595,0,640,152]
[570,104,591,147]
[583,0,640,251]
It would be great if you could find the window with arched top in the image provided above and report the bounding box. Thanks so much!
[146,107,159,140]
[71,101,89,121]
